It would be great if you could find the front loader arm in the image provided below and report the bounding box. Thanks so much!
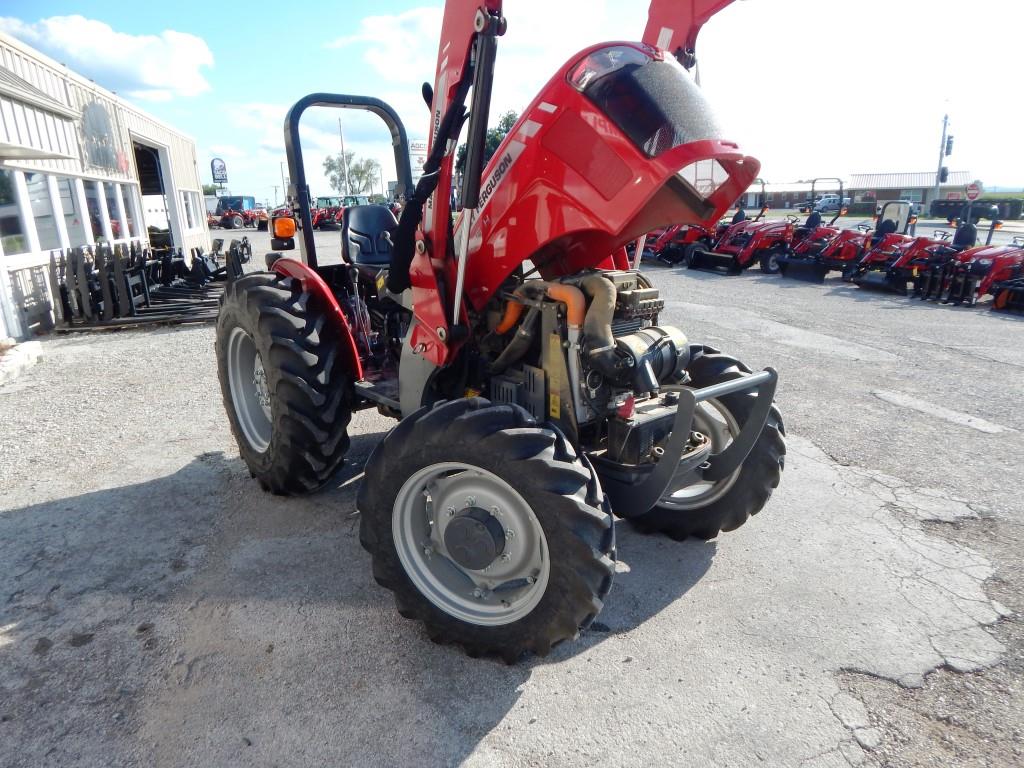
[406,0,503,367]
[643,0,735,67]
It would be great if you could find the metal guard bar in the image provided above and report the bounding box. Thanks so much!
[283,93,414,269]
[594,367,778,516]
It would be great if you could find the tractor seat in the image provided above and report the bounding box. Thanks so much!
[951,223,977,251]
[342,205,398,266]
[871,218,897,245]
[804,211,822,229]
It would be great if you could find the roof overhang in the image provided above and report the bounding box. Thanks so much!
[0,67,79,119]
[0,142,76,161]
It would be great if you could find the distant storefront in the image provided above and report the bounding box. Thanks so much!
[0,32,208,338]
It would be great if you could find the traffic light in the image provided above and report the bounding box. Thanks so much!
[939,167,949,183]
[945,136,954,156]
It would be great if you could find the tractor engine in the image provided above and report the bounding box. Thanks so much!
[488,270,690,467]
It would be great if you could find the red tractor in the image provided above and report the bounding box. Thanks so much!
[687,207,794,274]
[216,0,784,662]
[215,195,262,229]
[779,201,914,283]
[849,228,955,294]
[916,235,1024,305]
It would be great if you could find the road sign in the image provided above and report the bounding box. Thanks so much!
[965,182,982,201]
[211,158,228,184]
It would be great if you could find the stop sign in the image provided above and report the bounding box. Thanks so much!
[965,182,982,201]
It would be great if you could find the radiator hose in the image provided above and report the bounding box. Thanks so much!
[580,274,619,380]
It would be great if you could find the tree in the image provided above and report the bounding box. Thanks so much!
[323,151,355,195]
[349,157,382,194]
[202,183,218,195]
[322,153,382,195]
[456,110,519,172]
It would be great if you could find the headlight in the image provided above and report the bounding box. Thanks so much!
[977,259,993,266]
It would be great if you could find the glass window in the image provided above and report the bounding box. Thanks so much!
[56,177,90,247]
[0,169,28,255]
[180,190,203,230]
[84,181,104,240]
[24,172,62,251]
[104,182,124,240]
[576,45,722,159]
[120,184,139,238]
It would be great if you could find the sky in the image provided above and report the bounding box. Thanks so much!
[2,0,1022,206]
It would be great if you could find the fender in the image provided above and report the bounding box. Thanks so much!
[271,258,364,381]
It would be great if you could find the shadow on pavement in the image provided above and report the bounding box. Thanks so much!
[0,436,715,766]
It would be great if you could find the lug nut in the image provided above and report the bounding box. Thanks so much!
[447,506,456,516]
[501,553,511,562]
[506,529,516,538]
[465,496,476,507]
[490,506,500,515]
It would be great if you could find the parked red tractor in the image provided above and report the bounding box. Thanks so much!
[915,235,1024,305]
[687,207,794,274]
[216,0,784,661]
[849,228,955,294]
[779,201,914,283]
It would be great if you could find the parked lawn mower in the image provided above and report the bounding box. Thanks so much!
[779,201,913,283]
[215,0,785,661]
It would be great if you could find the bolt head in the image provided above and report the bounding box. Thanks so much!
[472,588,483,598]
[490,505,500,515]
[500,553,510,562]
[447,506,456,517]
[506,529,516,538]
[465,496,476,507]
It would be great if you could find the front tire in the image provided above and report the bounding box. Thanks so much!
[630,348,785,540]
[216,272,353,494]
[358,398,615,662]
[760,248,783,274]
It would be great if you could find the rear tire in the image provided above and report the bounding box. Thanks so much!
[358,398,615,662]
[683,242,702,269]
[216,272,353,495]
[630,348,785,540]
[232,214,244,229]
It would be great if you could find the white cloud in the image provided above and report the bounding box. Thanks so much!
[0,15,213,101]
[326,7,442,85]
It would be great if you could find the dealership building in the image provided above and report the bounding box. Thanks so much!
[0,31,208,339]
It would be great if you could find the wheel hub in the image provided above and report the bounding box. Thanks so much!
[443,508,506,570]
[252,355,271,417]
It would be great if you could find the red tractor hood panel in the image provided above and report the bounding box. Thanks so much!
[455,41,759,310]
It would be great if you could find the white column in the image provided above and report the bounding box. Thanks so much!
[12,171,41,254]
[94,180,114,243]
[113,183,129,243]
[73,178,95,246]
[0,235,20,338]
[47,174,71,249]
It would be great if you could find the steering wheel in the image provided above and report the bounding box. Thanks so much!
[856,224,871,233]
[785,214,800,224]
[934,230,951,241]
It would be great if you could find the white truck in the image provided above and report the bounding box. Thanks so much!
[813,194,851,213]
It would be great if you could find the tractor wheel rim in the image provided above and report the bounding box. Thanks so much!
[769,253,779,271]
[392,462,550,627]
[658,398,742,510]
[226,326,272,453]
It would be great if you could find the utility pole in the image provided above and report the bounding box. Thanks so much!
[932,113,949,209]
[271,185,279,205]
[279,161,288,200]
[338,118,351,196]
[379,165,385,197]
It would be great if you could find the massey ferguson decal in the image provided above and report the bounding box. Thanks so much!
[477,140,524,213]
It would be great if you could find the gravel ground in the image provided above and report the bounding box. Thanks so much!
[0,261,1021,767]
